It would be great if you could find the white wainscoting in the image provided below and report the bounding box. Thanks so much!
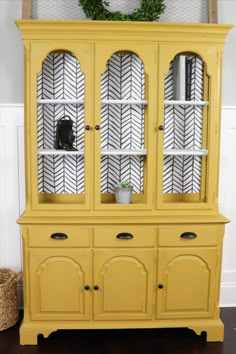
[0,104,236,307]
[0,104,24,308]
[219,106,236,307]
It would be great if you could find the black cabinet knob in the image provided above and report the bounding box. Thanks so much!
[93,285,99,291]
[95,125,100,130]
[84,285,90,291]
[116,232,134,240]
[158,284,164,289]
[50,233,68,240]
[159,125,164,131]
[85,125,91,131]
[180,232,197,239]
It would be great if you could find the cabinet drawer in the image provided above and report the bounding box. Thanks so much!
[94,226,156,247]
[27,226,91,247]
[158,225,219,247]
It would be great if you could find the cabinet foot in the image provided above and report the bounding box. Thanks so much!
[20,322,53,345]
[190,320,224,342]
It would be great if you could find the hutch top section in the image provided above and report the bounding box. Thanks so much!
[16,20,232,220]
[15,20,232,44]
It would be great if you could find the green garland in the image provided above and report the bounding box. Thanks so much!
[79,0,165,22]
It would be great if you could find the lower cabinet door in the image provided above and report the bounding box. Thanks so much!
[29,248,91,320]
[156,248,217,319]
[93,249,155,320]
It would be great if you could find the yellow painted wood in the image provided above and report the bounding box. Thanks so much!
[15,21,232,345]
[15,20,232,216]
[156,248,217,319]
[29,248,91,321]
[27,225,91,247]
[94,226,156,247]
[158,225,221,247]
[93,249,155,320]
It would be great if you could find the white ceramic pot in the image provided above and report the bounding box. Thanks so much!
[114,186,133,204]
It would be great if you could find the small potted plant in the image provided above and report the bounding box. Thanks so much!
[114,181,133,204]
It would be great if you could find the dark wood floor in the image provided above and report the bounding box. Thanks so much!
[0,309,236,354]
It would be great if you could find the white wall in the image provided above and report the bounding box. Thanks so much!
[218,0,236,105]
[0,1,24,103]
[0,1,236,306]
[1,1,236,105]
[0,104,24,270]
[219,107,236,306]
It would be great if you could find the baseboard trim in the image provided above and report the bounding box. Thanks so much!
[220,283,236,307]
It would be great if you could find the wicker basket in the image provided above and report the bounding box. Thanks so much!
[0,269,22,331]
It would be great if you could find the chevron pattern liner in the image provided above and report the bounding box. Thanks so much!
[101,53,145,194]
[37,53,85,194]
[38,155,85,194]
[38,52,145,194]
[37,52,204,196]
[163,56,204,194]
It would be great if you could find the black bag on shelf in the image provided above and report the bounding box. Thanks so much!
[55,116,77,151]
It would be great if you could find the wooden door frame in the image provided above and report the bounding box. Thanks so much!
[22,0,218,23]
[22,0,32,20]
[208,0,218,23]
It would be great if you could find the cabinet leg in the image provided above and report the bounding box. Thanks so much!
[20,325,39,345]
[190,320,224,342]
[20,321,53,345]
[205,324,224,342]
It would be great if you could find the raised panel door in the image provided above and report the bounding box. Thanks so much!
[156,248,217,319]
[29,248,91,320]
[93,249,155,320]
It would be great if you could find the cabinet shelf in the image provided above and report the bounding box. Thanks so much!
[38,149,147,156]
[101,99,147,105]
[38,99,84,104]
[164,149,208,156]
[39,149,207,157]
[164,100,209,106]
[101,149,147,156]
[38,149,84,156]
[38,99,148,105]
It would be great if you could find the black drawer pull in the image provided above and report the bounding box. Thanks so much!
[50,233,68,240]
[180,232,197,240]
[116,232,134,240]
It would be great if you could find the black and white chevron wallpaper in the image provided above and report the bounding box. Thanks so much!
[37,52,204,196]
[37,53,85,193]
[37,52,145,194]
[163,56,204,194]
[101,53,145,193]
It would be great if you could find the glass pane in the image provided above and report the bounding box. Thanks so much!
[163,54,206,201]
[37,52,85,201]
[163,155,202,193]
[100,52,146,202]
[101,155,144,194]
[38,155,84,193]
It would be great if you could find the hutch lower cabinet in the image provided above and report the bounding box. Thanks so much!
[16,20,232,344]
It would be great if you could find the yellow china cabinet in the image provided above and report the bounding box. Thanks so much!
[16,20,231,344]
